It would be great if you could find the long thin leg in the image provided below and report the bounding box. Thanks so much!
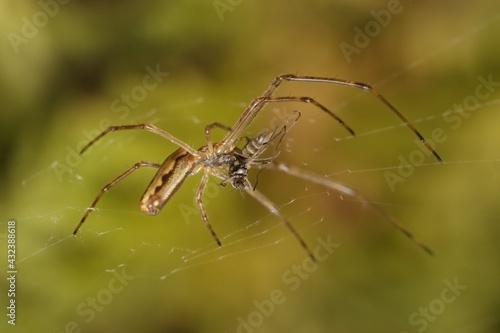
[223,74,442,162]
[222,95,354,149]
[282,75,442,162]
[263,95,355,135]
[80,124,199,157]
[265,162,434,256]
[204,122,233,153]
[196,171,222,246]
[73,161,161,235]
[243,187,316,261]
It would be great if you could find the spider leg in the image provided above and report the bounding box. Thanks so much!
[223,74,441,163]
[222,96,354,149]
[73,161,161,235]
[263,96,355,135]
[196,172,222,246]
[276,74,442,162]
[265,162,434,256]
[243,187,316,261]
[80,123,199,157]
[204,122,233,153]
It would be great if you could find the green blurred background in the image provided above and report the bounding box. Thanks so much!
[1,1,500,332]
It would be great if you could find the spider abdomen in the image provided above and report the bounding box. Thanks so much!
[140,148,196,215]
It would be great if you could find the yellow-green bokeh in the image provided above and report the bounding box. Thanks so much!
[1,1,500,332]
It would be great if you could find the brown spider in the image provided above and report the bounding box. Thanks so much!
[73,74,441,260]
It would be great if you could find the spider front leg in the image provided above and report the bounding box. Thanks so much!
[222,96,355,149]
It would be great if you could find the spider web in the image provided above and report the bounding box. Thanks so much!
[12,95,500,270]
[3,9,500,333]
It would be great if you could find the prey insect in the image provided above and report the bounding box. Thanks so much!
[73,74,442,260]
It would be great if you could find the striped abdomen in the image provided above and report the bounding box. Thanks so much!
[140,148,196,215]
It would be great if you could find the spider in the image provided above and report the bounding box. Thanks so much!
[73,74,442,260]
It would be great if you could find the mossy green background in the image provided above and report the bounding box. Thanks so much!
[1,1,500,332]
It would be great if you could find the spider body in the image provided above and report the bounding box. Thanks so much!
[73,74,442,260]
